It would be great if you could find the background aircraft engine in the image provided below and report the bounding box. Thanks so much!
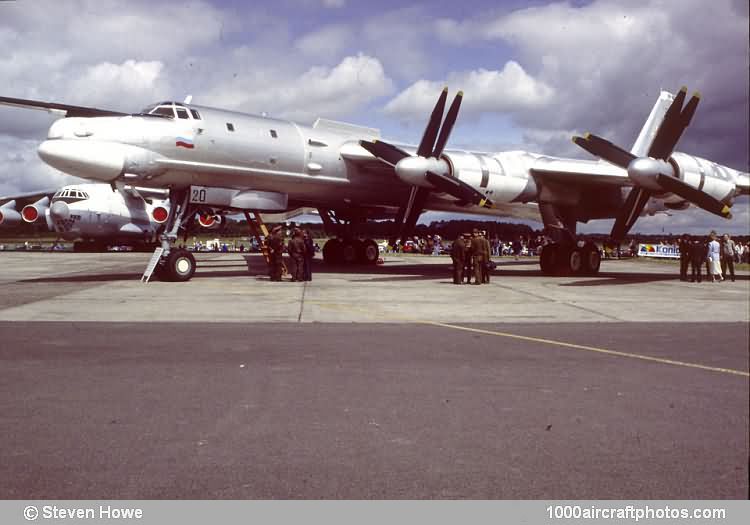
[0,201,22,226]
[151,206,169,224]
[198,213,216,228]
[21,196,50,223]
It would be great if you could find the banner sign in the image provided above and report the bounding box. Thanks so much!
[638,243,680,258]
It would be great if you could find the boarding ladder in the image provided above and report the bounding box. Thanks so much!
[244,211,271,264]
[141,247,164,283]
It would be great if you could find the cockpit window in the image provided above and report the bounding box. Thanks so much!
[52,188,88,203]
[190,109,201,120]
[152,106,175,118]
[176,108,189,119]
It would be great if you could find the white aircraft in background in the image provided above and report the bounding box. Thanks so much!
[0,183,174,251]
[0,86,747,280]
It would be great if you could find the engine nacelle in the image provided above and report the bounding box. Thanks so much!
[151,205,169,224]
[21,196,50,223]
[670,152,737,205]
[442,150,537,203]
[0,200,22,227]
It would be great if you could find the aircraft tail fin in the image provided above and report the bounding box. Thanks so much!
[630,90,674,157]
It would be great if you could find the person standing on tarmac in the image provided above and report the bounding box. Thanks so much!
[451,234,466,284]
[267,225,285,281]
[463,233,473,284]
[288,229,306,282]
[303,229,315,281]
[689,235,706,283]
[678,234,691,281]
[707,231,723,282]
[721,234,736,282]
[470,229,485,285]
[481,230,492,284]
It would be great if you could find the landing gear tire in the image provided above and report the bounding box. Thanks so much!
[540,244,560,275]
[341,240,359,264]
[581,242,601,275]
[165,249,196,282]
[358,239,379,265]
[568,247,584,275]
[323,239,343,264]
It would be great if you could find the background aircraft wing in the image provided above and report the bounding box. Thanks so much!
[0,96,127,118]
[0,188,58,206]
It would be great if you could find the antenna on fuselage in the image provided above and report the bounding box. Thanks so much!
[184,95,193,104]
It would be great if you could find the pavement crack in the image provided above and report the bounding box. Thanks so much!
[297,282,308,322]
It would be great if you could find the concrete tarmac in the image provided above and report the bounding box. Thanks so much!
[0,252,747,499]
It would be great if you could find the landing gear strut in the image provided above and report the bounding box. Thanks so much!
[144,189,198,282]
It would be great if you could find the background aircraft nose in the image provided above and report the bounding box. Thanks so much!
[50,200,70,221]
[38,139,125,182]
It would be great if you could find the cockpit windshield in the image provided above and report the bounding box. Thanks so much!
[52,188,89,203]
[139,102,201,120]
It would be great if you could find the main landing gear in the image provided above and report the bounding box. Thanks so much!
[539,242,601,276]
[318,208,380,266]
[322,238,379,265]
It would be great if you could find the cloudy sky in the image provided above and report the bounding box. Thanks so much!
[1,0,748,234]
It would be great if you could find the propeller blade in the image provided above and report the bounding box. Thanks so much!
[432,91,463,157]
[647,86,689,159]
[398,187,431,243]
[359,140,410,166]
[611,187,652,240]
[655,174,732,219]
[424,171,492,208]
[417,87,448,158]
[573,133,636,169]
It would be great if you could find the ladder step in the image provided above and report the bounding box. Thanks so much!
[141,247,165,283]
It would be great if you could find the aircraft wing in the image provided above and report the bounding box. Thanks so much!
[0,96,127,118]
[530,156,631,186]
[0,188,58,206]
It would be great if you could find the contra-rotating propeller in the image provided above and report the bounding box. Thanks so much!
[360,88,492,245]
[572,87,731,241]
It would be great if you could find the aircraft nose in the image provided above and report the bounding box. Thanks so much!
[50,200,70,221]
[38,139,125,182]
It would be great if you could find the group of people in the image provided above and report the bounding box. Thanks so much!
[678,231,738,283]
[450,229,493,285]
[266,226,315,282]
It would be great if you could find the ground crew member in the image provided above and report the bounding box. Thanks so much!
[288,229,306,282]
[451,234,466,284]
[470,229,485,285]
[303,229,315,281]
[678,234,690,281]
[463,233,473,283]
[267,225,285,281]
[481,230,492,283]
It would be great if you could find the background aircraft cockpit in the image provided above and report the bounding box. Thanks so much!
[51,188,90,203]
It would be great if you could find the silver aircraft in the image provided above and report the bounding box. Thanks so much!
[0,183,172,251]
[0,87,747,280]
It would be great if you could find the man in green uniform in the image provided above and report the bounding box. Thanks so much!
[267,225,285,281]
[470,229,485,285]
[481,230,492,284]
[288,229,307,282]
[451,234,466,284]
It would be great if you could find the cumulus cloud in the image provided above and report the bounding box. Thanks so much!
[385,61,554,121]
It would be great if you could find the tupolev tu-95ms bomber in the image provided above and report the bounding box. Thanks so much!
[1,86,747,282]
